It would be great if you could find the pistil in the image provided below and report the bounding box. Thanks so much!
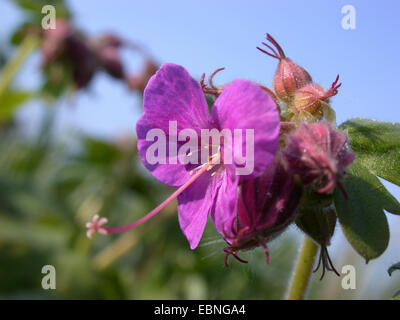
[86,160,214,237]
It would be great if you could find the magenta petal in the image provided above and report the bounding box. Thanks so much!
[210,167,239,239]
[177,172,217,249]
[212,80,280,178]
[136,63,213,186]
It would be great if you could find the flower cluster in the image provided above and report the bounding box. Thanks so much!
[257,34,340,124]
[86,33,355,277]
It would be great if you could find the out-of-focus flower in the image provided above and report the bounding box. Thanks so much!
[41,19,157,91]
[283,121,355,194]
[41,19,99,89]
[223,156,302,266]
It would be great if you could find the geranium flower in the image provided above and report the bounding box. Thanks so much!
[87,63,280,249]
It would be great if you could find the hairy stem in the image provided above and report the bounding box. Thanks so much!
[286,235,318,300]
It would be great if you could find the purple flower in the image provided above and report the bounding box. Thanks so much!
[87,63,280,250]
[283,121,355,194]
[136,63,280,249]
[223,155,302,266]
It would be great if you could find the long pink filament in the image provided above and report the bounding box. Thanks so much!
[104,162,212,234]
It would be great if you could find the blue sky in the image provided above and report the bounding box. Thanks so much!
[2,0,400,298]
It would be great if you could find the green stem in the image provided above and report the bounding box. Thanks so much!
[0,35,39,99]
[286,235,319,300]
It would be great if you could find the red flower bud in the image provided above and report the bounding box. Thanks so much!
[292,75,341,117]
[223,156,302,266]
[257,34,312,102]
[283,121,355,195]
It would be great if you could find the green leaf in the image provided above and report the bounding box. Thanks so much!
[334,161,391,262]
[393,291,400,300]
[340,118,400,186]
[388,262,400,276]
[0,90,31,120]
[11,0,71,19]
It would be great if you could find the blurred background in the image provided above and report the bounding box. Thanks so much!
[0,0,399,299]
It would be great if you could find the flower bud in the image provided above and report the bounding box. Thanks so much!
[257,34,312,102]
[223,155,302,266]
[291,75,341,118]
[283,121,355,195]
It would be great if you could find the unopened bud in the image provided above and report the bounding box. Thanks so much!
[283,121,354,195]
[292,75,341,118]
[223,156,302,266]
[257,34,312,102]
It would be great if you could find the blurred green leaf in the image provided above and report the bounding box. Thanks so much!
[78,137,125,165]
[0,90,31,120]
[334,161,392,262]
[10,0,71,19]
[0,216,68,249]
[41,61,74,99]
[0,51,6,68]
[388,262,400,276]
[340,118,400,187]
[393,291,400,300]
[0,35,39,99]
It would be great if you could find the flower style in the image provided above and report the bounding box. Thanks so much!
[86,214,108,239]
[223,155,302,266]
[87,63,280,249]
[283,121,355,194]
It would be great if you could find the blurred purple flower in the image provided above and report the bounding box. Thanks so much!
[41,19,99,89]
